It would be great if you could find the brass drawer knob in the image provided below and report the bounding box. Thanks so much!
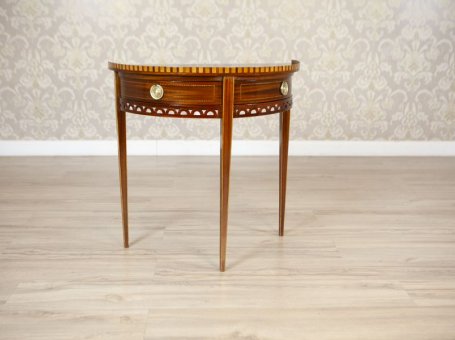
[280,81,289,96]
[150,84,164,100]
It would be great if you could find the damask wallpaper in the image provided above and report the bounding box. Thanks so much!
[0,0,454,140]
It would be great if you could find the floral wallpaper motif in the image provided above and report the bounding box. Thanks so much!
[0,0,454,140]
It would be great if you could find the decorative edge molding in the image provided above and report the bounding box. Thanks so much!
[120,98,293,119]
[235,98,292,118]
[1,140,454,156]
[108,60,300,75]
[121,99,221,118]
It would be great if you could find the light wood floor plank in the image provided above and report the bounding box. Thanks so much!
[0,156,454,339]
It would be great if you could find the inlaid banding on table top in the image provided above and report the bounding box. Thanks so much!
[120,98,293,119]
[109,60,300,75]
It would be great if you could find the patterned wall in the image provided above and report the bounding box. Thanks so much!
[0,0,454,140]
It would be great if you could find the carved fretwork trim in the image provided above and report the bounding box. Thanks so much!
[234,98,293,118]
[120,99,221,118]
[120,98,293,119]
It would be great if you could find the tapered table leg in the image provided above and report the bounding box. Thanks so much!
[115,72,129,248]
[279,110,290,236]
[220,76,234,272]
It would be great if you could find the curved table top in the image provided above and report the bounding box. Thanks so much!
[108,60,300,76]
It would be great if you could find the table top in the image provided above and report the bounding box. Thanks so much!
[110,60,299,119]
[108,60,300,76]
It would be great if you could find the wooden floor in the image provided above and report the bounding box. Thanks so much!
[0,156,455,339]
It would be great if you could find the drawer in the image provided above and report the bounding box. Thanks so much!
[234,76,292,104]
[120,75,223,106]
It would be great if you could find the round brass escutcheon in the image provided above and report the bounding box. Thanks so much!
[150,84,164,100]
[280,81,289,96]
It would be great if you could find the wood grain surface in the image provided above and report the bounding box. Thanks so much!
[1,156,455,339]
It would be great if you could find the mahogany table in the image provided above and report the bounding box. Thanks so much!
[108,60,300,271]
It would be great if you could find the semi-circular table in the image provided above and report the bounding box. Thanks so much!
[108,60,300,271]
